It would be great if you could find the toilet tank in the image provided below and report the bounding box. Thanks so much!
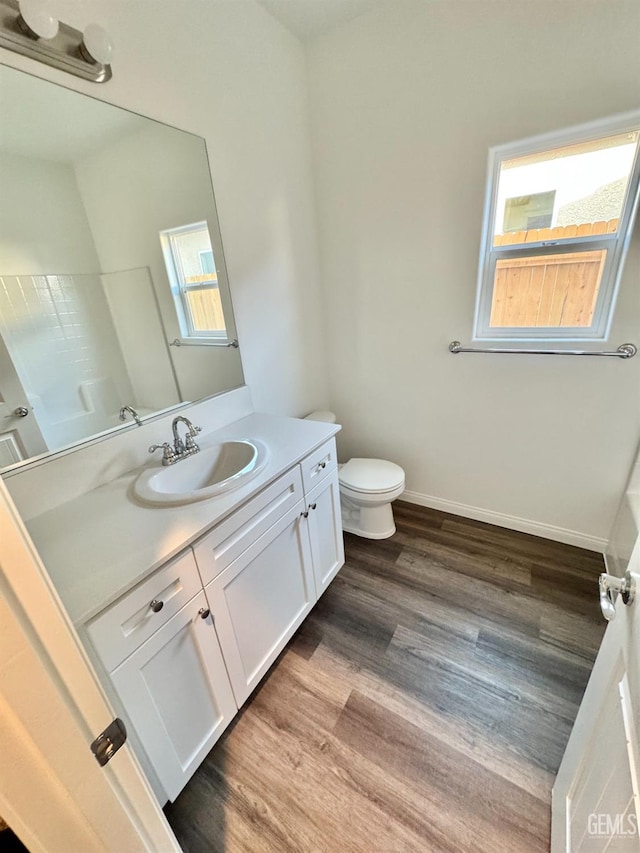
[304,411,337,424]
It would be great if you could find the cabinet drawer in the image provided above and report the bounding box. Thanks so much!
[300,438,338,493]
[193,466,304,587]
[87,549,202,672]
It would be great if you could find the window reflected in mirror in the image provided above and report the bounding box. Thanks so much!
[160,222,228,341]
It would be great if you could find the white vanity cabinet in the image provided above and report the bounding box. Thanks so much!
[87,551,237,803]
[84,436,344,804]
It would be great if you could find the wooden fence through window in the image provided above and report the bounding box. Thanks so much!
[490,219,618,328]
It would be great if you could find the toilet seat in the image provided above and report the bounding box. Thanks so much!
[339,458,404,494]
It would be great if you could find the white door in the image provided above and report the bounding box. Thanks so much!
[552,551,640,851]
[206,500,316,706]
[0,332,47,464]
[305,471,345,597]
[0,478,180,851]
[111,591,237,803]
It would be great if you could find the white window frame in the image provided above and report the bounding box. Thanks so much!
[160,221,227,343]
[474,111,640,342]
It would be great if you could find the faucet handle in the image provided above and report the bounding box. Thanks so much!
[148,442,176,465]
[185,434,200,452]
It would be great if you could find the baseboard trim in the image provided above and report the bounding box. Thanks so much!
[400,490,606,553]
[603,552,614,575]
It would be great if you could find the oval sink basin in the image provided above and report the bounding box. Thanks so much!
[134,439,268,506]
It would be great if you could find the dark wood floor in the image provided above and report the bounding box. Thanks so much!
[165,501,606,852]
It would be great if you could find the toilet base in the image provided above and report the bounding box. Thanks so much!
[341,500,397,540]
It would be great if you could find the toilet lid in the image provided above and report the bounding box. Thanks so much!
[339,458,405,494]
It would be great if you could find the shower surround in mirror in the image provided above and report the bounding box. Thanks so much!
[0,64,243,470]
[0,269,179,467]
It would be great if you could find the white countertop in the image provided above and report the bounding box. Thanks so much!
[26,413,340,625]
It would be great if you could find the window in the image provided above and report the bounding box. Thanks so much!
[474,113,640,341]
[160,222,227,341]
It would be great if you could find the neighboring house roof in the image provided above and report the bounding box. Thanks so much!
[556,176,627,225]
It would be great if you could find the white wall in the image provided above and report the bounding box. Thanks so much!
[0,150,100,275]
[0,0,329,421]
[307,0,640,547]
[101,268,180,412]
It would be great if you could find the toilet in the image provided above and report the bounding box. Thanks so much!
[305,411,405,539]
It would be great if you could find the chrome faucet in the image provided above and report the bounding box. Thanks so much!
[172,416,202,455]
[119,405,142,426]
[149,416,202,465]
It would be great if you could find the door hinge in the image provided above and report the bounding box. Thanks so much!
[90,717,127,766]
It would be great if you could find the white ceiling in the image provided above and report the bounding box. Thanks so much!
[0,66,148,164]
[256,0,385,42]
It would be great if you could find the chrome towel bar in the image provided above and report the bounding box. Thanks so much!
[448,341,637,359]
[170,338,239,348]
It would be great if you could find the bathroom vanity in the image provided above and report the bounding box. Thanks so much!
[18,409,344,804]
[0,62,346,810]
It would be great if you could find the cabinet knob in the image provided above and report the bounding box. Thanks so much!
[149,599,163,613]
[199,607,211,620]
[310,503,317,511]
[301,510,309,518]
[318,461,327,470]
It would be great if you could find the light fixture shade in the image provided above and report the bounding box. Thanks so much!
[18,0,59,40]
[80,23,113,65]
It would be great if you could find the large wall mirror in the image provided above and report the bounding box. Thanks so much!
[0,64,244,472]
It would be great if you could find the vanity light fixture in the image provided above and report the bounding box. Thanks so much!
[0,0,113,83]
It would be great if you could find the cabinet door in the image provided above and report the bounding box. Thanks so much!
[110,591,236,803]
[206,501,315,706]
[306,470,345,597]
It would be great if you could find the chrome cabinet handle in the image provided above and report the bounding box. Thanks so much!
[317,461,327,470]
[309,503,317,510]
[198,607,210,620]
[150,599,163,613]
[301,510,309,518]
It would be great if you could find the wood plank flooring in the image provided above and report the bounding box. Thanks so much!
[165,501,606,852]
